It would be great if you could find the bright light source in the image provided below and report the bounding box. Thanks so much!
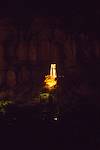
[44,64,57,90]
[54,117,58,121]
[44,75,57,90]
[50,64,57,78]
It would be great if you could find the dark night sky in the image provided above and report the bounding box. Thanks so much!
[0,1,97,16]
[0,0,100,31]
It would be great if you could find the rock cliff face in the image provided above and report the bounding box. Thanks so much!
[0,17,99,100]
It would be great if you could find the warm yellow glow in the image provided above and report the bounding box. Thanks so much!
[44,64,57,90]
[44,75,57,90]
[40,93,50,99]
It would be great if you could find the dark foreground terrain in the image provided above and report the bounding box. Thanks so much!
[0,98,98,150]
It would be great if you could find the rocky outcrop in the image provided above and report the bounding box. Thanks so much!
[0,17,99,102]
